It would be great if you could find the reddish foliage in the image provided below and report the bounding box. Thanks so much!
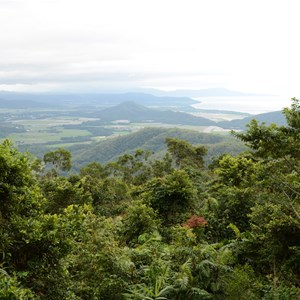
[182,215,208,228]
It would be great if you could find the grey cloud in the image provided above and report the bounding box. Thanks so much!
[0,0,22,4]
[0,69,219,85]
[0,71,166,85]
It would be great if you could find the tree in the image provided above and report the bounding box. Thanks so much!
[65,214,131,300]
[120,200,160,246]
[39,175,92,213]
[143,169,197,225]
[230,99,300,291]
[79,161,108,179]
[206,153,258,237]
[0,140,90,298]
[234,98,300,159]
[105,149,152,185]
[165,137,207,169]
[43,148,72,174]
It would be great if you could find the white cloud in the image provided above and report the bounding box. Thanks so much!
[0,0,299,99]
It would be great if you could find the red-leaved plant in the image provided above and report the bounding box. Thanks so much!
[182,215,208,228]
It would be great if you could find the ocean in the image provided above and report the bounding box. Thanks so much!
[192,96,291,114]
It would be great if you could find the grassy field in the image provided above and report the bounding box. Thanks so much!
[8,128,92,144]
[12,117,97,126]
[6,116,95,145]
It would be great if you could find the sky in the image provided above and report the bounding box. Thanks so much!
[0,0,299,107]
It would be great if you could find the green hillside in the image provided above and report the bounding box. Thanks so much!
[71,127,244,168]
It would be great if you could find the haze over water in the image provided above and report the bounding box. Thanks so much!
[192,96,289,114]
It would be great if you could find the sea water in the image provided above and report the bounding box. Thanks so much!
[192,96,290,114]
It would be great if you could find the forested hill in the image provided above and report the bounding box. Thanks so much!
[70,127,244,168]
[85,101,216,125]
[219,110,286,129]
[85,102,287,129]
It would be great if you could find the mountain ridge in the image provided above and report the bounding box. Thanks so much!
[86,101,216,126]
[218,110,286,129]
[0,91,197,108]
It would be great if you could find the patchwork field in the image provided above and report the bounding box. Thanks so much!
[3,112,233,148]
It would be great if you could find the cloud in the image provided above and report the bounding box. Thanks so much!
[0,67,221,87]
[0,0,300,97]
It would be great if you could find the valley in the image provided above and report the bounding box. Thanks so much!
[0,91,285,166]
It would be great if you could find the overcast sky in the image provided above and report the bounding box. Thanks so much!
[0,0,299,101]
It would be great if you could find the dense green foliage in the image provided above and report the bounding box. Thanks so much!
[1,99,300,299]
[71,127,245,169]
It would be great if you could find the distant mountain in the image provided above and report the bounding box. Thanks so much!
[70,127,241,167]
[0,91,197,108]
[0,88,268,109]
[85,101,216,126]
[84,92,197,106]
[0,98,53,109]
[129,87,265,98]
[219,111,286,129]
